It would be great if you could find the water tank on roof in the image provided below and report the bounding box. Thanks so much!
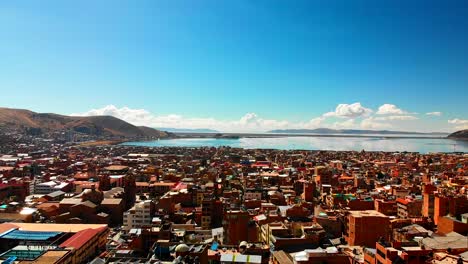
[175,244,190,253]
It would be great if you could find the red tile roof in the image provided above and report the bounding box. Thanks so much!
[59,226,106,250]
[396,198,410,205]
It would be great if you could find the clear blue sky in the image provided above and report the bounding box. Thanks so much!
[0,0,467,131]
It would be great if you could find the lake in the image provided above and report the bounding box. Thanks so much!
[121,136,468,153]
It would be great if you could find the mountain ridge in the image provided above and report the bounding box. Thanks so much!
[447,129,468,140]
[268,128,448,135]
[0,107,169,139]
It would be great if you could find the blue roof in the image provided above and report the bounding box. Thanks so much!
[2,256,17,264]
[0,229,62,241]
[211,242,219,251]
[1,250,43,261]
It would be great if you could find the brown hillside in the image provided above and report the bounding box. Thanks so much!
[448,129,468,140]
[0,107,168,139]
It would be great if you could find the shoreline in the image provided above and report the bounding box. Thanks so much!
[169,132,449,140]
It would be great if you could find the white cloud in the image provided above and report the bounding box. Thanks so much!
[331,119,357,129]
[376,104,411,115]
[448,118,468,125]
[306,116,326,128]
[448,119,468,130]
[323,102,372,118]
[360,117,393,130]
[426,112,442,116]
[72,105,294,132]
[73,104,367,132]
[72,105,156,125]
[71,103,447,133]
[374,115,419,121]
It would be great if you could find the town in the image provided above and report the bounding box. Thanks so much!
[0,132,466,264]
[3,0,468,263]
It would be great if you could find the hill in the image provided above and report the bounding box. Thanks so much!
[447,129,468,140]
[268,128,448,135]
[0,107,169,139]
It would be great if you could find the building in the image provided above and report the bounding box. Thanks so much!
[397,198,423,219]
[223,210,256,244]
[220,254,262,264]
[373,241,431,264]
[375,199,397,216]
[0,223,108,264]
[34,181,71,194]
[123,200,153,231]
[437,216,468,235]
[302,181,316,202]
[259,221,325,251]
[422,184,437,218]
[434,195,468,226]
[345,210,390,247]
[201,197,213,229]
[421,232,468,254]
[0,181,30,201]
[59,225,109,263]
[293,247,352,264]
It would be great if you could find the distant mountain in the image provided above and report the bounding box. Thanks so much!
[268,128,448,135]
[447,129,468,140]
[156,127,220,133]
[0,107,169,139]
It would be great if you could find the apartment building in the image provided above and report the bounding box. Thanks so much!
[123,200,153,231]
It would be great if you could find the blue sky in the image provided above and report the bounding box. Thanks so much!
[0,0,467,132]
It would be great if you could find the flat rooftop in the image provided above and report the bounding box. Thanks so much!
[15,250,70,264]
[3,223,107,233]
[348,210,388,218]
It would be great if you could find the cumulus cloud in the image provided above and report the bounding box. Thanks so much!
[331,119,357,129]
[426,112,442,116]
[71,103,440,132]
[360,117,393,130]
[374,115,419,121]
[448,119,468,130]
[72,105,296,132]
[71,105,158,125]
[74,103,370,132]
[323,103,372,118]
[376,104,411,115]
[305,116,326,128]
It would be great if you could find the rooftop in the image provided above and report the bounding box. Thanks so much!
[3,223,107,233]
[348,210,388,218]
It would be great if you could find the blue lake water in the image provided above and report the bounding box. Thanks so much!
[121,136,468,153]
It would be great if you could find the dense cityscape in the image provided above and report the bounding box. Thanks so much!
[2,1,468,264]
[0,129,466,264]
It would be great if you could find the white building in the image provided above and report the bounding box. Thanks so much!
[34,181,69,194]
[244,192,262,200]
[123,200,153,231]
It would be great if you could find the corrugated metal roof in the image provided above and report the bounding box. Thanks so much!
[0,229,62,241]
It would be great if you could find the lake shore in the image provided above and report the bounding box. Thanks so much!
[170,132,448,140]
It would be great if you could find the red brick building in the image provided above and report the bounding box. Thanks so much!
[223,210,257,244]
[437,216,468,235]
[422,184,437,218]
[397,198,422,219]
[434,195,468,225]
[374,241,431,264]
[345,210,390,247]
[375,199,397,216]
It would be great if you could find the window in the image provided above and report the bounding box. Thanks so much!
[377,249,385,258]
